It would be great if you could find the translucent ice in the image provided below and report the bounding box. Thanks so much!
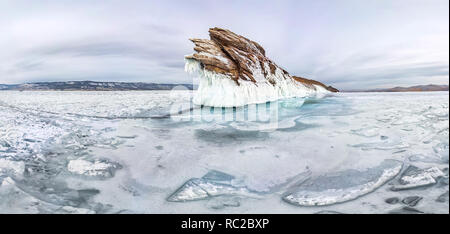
[67,159,122,178]
[57,206,96,214]
[390,166,445,191]
[389,206,424,214]
[167,170,260,202]
[401,196,422,207]
[282,160,403,206]
[436,191,449,203]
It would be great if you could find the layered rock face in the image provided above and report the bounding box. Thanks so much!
[185,27,338,107]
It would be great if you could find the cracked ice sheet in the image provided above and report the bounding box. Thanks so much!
[0,91,448,214]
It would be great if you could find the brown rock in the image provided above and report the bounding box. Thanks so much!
[292,76,339,92]
[186,27,337,92]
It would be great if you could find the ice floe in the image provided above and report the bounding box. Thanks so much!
[385,197,400,204]
[167,170,260,202]
[282,160,403,206]
[1,91,448,213]
[436,191,449,203]
[390,166,445,191]
[67,159,122,178]
[0,158,25,176]
[389,206,424,214]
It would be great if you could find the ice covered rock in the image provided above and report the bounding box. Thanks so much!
[167,170,260,202]
[67,159,122,178]
[185,27,337,107]
[390,166,445,191]
[282,159,403,206]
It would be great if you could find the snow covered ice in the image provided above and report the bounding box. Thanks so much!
[282,159,403,206]
[0,91,448,213]
[167,170,261,202]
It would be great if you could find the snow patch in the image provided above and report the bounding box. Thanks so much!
[67,159,121,178]
[0,158,25,176]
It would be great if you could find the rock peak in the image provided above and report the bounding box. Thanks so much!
[185,27,338,107]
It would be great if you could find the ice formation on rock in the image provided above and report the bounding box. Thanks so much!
[282,160,403,206]
[185,27,338,107]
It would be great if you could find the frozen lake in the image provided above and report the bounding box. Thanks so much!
[0,91,448,213]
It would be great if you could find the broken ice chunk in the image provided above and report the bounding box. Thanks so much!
[282,159,403,206]
[401,196,422,207]
[433,142,449,158]
[389,206,424,214]
[167,170,259,202]
[385,197,400,204]
[350,141,410,151]
[436,191,449,203]
[0,158,25,176]
[67,159,122,178]
[201,170,235,182]
[57,206,96,214]
[390,166,445,191]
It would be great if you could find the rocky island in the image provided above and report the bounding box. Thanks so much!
[185,27,338,107]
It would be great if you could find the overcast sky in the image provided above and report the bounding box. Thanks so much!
[0,0,448,89]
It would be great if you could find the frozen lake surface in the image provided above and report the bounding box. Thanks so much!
[0,91,448,213]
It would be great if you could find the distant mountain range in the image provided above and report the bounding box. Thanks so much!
[346,84,449,92]
[0,82,448,93]
[0,81,195,91]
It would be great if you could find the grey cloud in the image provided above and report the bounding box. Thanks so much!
[0,0,448,88]
[327,62,449,89]
[13,60,43,71]
[328,62,448,82]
